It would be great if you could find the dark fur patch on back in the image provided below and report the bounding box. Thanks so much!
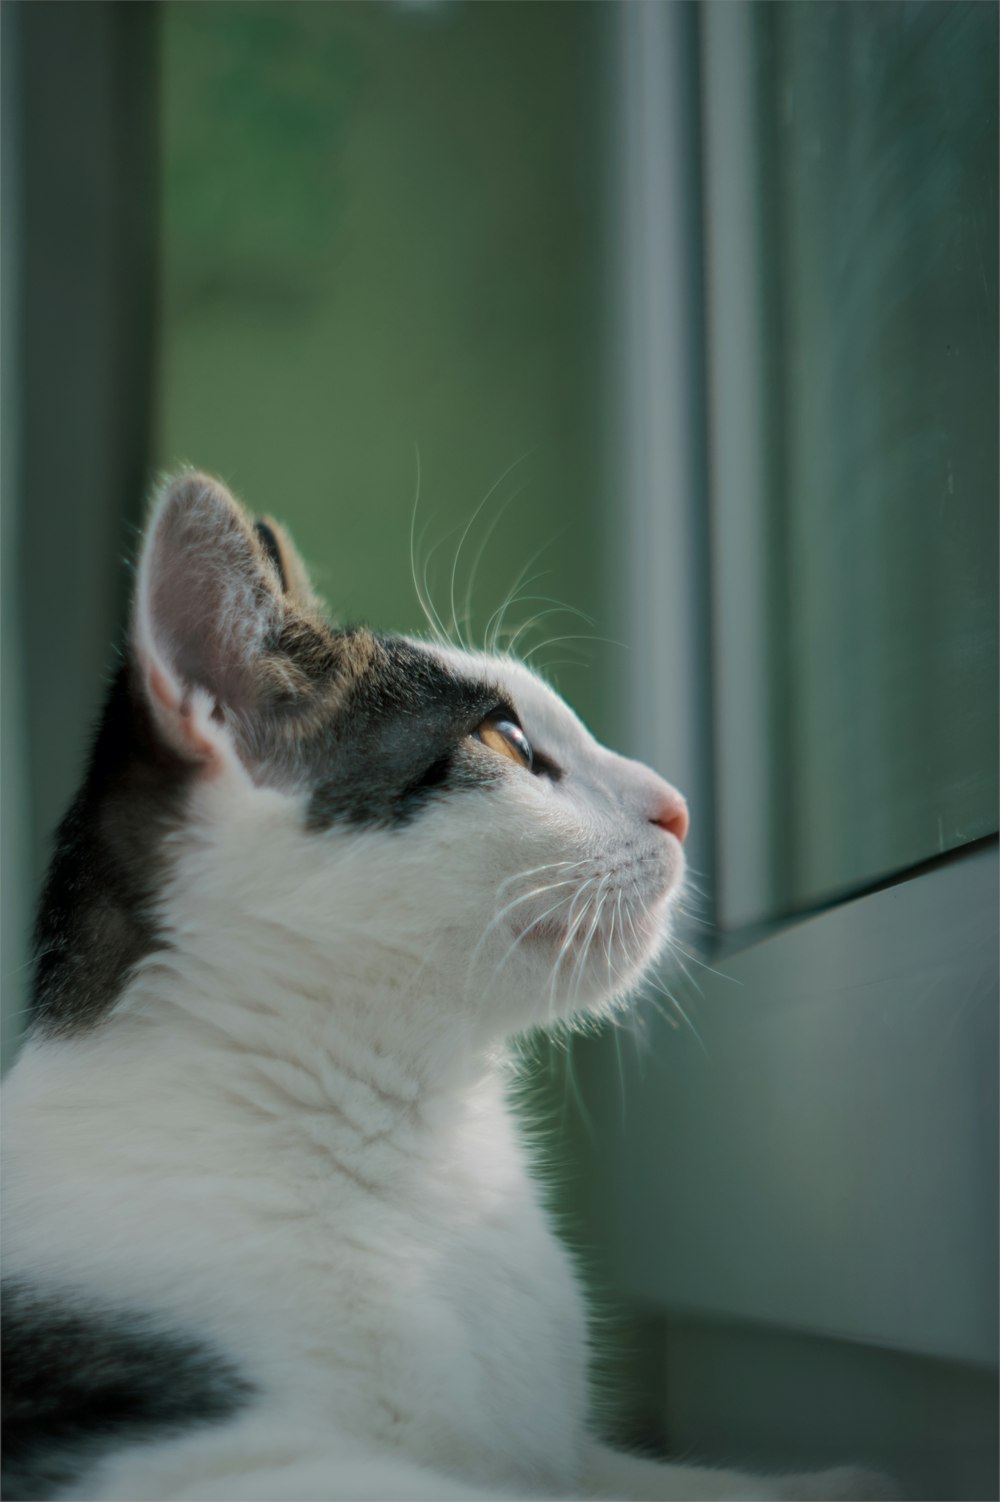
[1,1281,254,1501]
[30,663,194,1040]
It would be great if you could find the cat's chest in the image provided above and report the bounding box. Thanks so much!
[293,1110,588,1487]
[6,1055,588,1488]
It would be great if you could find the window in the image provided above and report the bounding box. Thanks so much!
[584,5,998,1495]
[709,0,998,927]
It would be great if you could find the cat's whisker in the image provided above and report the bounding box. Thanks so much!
[672,900,712,933]
[595,887,624,992]
[666,946,705,1001]
[521,631,625,665]
[606,888,625,995]
[640,990,682,1033]
[547,876,605,1025]
[460,480,532,649]
[480,882,599,1008]
[677,866,710,901]
[469,881,587,995]
[483,521,574,653]
[612,877,666,1021]
[652,983,709,1056]
[549,883,594,1015]
[582,895,612,1008]
[543,886,593,1027]
[447,451,535,651]
[493,594,595,632]
[483,564,553,656]
[492,595,597,660]
[501,606,583,659]
[491,874,585,916]
[408,445,451,648]
[668,939,742,987]
[478,874,586,940]
[494,858,591,896]
[568,883,610,1012]
[420,526,462,650]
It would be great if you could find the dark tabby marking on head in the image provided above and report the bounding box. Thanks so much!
[1,1281,254,1502]
[305,635,506,830]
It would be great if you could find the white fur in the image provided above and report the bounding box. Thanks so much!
[4,627,893,1500]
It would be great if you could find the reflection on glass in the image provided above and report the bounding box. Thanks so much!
[750,1,997,916]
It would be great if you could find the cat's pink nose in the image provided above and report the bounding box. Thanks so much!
[652,793,689,844]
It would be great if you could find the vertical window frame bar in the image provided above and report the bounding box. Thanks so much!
[612,0,717,934]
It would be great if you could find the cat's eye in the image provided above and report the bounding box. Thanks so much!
[475,718,533,771]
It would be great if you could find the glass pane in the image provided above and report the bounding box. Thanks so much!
[156,1,611,734]
[745,0,998,917]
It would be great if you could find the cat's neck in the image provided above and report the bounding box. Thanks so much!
[104,929,508,1148]
[6,970,529,1317]
[14,960,519,1222]
[122,785,515,1101]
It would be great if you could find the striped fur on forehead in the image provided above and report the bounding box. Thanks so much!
[237,620,499,804]
[250,615,380,717]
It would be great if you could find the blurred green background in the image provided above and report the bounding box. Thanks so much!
[159,1,610,723]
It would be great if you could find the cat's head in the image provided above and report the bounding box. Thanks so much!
[41,473,688,1061]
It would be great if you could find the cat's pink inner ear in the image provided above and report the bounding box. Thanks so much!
[143,658,220,764]
[145,659,179,719]
[133,471,284,764]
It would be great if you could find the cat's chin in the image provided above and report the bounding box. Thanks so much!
[508,885,678,1026]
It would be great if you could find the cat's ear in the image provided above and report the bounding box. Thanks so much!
[133,472,291,765]
[252,514,325,617]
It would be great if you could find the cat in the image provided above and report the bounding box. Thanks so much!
[2,473,896,1502]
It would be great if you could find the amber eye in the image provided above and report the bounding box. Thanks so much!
[475,718,533,771]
